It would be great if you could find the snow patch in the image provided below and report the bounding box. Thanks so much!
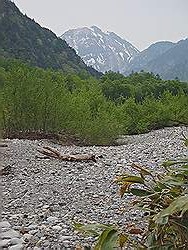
[86,58,96,65]
[109,45,116,52]
[115,39,123,46]
[119,52,124,60]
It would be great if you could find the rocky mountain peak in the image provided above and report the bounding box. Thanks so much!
[61,26,139,73]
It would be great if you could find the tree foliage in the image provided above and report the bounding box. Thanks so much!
[0,58,188,145]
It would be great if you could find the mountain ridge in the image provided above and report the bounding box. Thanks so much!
[0,0,101,77]
[61,25,188,80]
[61,26,139,73]
[126,38,188,80]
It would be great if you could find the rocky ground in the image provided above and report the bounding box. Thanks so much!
[1,126,188,249]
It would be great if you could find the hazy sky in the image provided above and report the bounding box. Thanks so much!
[13,0,188,50]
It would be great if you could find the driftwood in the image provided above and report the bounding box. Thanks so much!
[37,146,97,162]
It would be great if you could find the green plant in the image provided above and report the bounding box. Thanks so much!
[75,140,188,249]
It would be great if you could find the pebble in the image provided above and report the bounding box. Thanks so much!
[22,233,33,241]
[59,236,72,241]
[1,127,187,248]
[52,225,62,231]
[27,224,38,230]
[46,216,59,223]
[42,205,50,210]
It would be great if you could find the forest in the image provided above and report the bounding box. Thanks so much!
[0,58,188,145]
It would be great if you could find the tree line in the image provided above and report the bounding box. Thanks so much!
[0,58,188,144]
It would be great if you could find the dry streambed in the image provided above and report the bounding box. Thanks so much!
[1,127,188,249]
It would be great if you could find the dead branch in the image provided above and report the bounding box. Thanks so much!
[37,146,97,162]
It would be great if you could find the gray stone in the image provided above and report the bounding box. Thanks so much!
[46,216,58,223]
[28,229,38,235]
[62,240,70,244]
[59,235,72,242]
[0,239,11,247]
[43,240,50,247]
[52,225,62,231]
[22,233,33,241]
[9,244,23,250]
[42,205,50,210]
[11,237,24,245]
[1,229,20,239]
[27,224,38,230]
[10,214,22,219]
[0,220,11,229]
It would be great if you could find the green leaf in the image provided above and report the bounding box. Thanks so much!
[163,160,188,169]
[162,177,185,186]
[74,223,108,236]
[94,228,118,250]
[162,161,178,168]
[154,195,188,225]
[146,232,157,248]
[130,188,153,197]
[184,139,188,147]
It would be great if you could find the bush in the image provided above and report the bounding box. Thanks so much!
[0,58,188,145]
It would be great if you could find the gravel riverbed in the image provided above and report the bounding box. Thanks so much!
[1,126,188,249]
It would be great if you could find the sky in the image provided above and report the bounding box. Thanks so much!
[13,0,188,51]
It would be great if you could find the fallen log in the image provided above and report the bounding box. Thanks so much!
[37,146,97,162]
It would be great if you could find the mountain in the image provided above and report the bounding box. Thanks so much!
[126,41,175,73]
[61,26,139,73]
[0,0,100,77]
[126,39,188,81]
[61,24,188,80]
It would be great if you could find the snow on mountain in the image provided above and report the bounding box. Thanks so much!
[60,26,139,73]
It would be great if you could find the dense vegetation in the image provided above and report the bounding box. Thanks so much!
[0,58,188,144]
[0,0,100,77]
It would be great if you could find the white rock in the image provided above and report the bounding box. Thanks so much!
[10,214,22,219]
[1,229,20,239]
[0,220,11,229]
[9,244,23,250]
[0,239,11,247]
[46,216,58,223]
[27,224,38,230]
[52,225,62,231]
[42,205,50,209]
[59,235,72,242]
[11,237,24,245]
[62,240,70,244]
[22,233,33,241]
